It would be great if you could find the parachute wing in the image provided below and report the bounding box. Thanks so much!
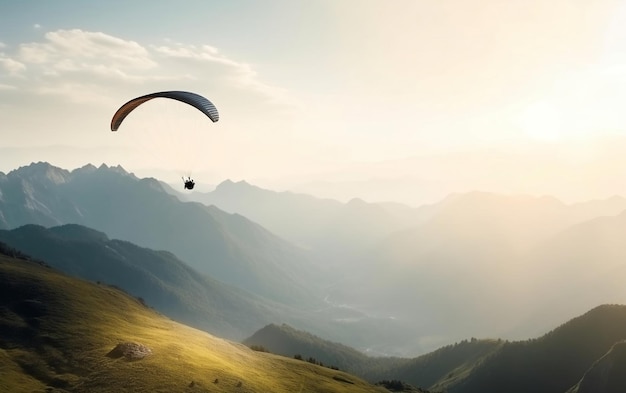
[110,91,219,131]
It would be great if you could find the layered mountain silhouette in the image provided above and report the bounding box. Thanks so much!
[0,162,322,307]
[178,183,626,266]
[3,161,626,391]
[3,161,626,357]
[175,179,424,267]
[0,224,291,340]
[323,191,626,351]
[0,163,421,354]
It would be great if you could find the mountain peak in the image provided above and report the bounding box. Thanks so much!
[347,197,368,206]
[214,179,258,194]
[97,163,129,174]
[72,164,98,175]
[11,162,70,184]
[217,179,251,188]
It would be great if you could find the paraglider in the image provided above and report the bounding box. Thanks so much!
[110,91,219,190]
[183,177,195,190]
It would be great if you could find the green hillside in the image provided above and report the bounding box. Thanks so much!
[0,255,388,393]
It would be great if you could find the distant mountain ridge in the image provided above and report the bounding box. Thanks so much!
[179,181,626,262]
[175,179,424,267]
[323,190,626,351]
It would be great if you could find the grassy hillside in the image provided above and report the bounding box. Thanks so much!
[0,255,388,393]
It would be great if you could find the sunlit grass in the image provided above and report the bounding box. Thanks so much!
[0,256,387,392]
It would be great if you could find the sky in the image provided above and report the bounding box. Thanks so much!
[2,0,626,206]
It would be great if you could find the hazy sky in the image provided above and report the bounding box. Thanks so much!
[2,0,626,205]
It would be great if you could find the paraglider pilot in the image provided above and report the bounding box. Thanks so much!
[183,177,195,190]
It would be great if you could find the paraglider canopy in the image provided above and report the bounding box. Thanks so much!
[110,90,219,131]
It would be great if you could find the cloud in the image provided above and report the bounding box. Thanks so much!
[151,41,290,105]
[0,57,26,75]
[0,83,17,91]
[1,28,292,111]
[0,30,162,107]
[19,29,156,71]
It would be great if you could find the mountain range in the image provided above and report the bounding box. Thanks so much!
[174,175,626,353]
[0,164,410,352]
[175,179,424,268]
[3,160,626,391]
[3,161,626,356]
[0,162,321,307]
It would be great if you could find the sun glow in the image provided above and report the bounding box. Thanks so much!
[517,101,563,142]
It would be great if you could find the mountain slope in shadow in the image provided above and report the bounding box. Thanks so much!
[567,340,626,393]
[0,223,293,340]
